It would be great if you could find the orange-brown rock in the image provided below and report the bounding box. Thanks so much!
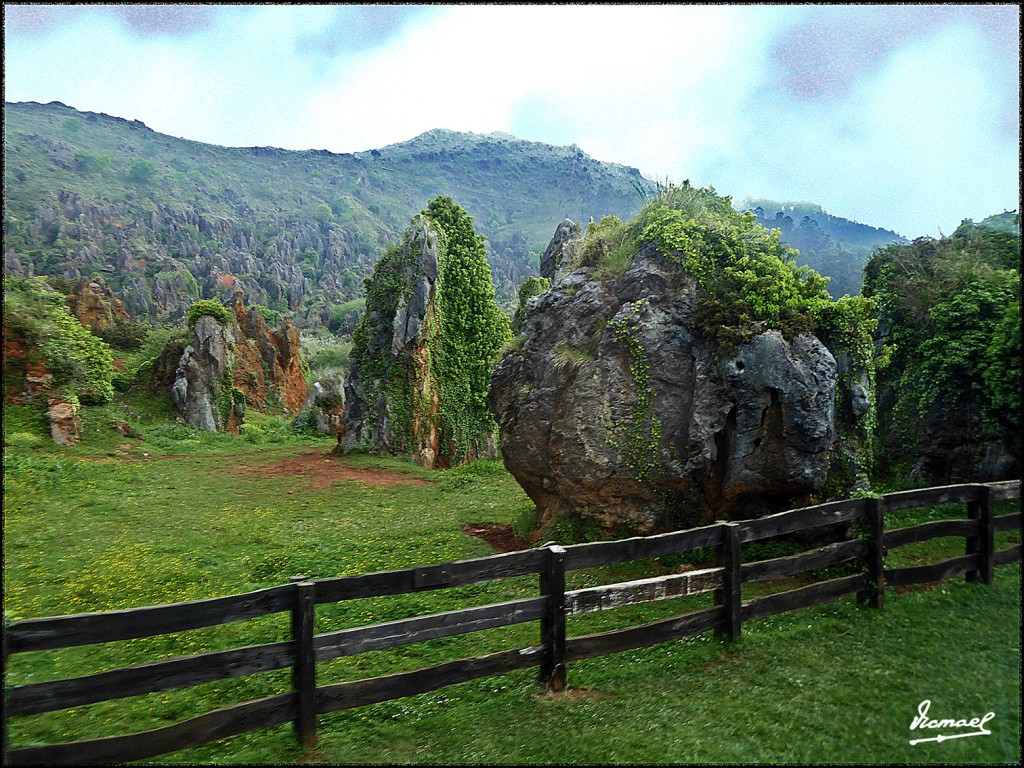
[229,293,309,417]
[46,397,81,446]
[65,277,129,334]
[3,325,53,404]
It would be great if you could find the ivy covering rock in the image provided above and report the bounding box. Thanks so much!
[342,197,511,467]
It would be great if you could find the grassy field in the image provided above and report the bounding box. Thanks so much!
[2,401,1020,765]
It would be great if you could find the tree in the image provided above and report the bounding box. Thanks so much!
[127,159,157,185]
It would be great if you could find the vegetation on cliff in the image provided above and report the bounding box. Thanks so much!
[3,276,115,406]
[863,212,1021,481]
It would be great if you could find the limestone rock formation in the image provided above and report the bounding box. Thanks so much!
[159,295,308,431]
[229,294,309,416]
[539,218,582,281]
[490,242,840,535]
[293,374,345,438]
[341,216,442,463]
[65,277,129,334]
[341,198,508,468]
[171,315,237,432]
[46,397,82,447]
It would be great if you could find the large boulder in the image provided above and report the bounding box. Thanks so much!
[490,242,839,535]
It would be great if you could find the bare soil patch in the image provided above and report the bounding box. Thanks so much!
[229,450,435,490]
[461,523,530,552]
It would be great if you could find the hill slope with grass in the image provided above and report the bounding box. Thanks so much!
[2,101,654,326]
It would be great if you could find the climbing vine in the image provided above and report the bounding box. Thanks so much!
[605,300,662,483]
[350,197,511,464]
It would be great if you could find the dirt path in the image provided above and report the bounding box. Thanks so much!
[228,450,435,490]
[460,523,529,552]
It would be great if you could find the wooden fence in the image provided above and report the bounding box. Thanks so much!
[3,480,1020,764]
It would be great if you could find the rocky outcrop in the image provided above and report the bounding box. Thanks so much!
[342,216,442,464]
[230,293,309,416]
[3,327,53,405]
[166,296,309,432]
[46,397,82,446]
[293,374,345,437]
[171,315,237,432]
[341,200,505,468]
[490,242,840,535]
[540,218,582,281]
[65,277,129,334]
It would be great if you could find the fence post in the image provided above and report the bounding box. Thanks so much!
[290,576,317,749]
[966,485,995,585]
[862,496,885,609]
[714,523,742,641]
[539,544,567,691]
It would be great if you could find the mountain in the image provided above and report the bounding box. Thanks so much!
[739,198,908,299]
[3,100,905,329]
[2,101,654,328]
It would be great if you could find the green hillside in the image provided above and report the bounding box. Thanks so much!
[2,101,654,326]
[740,198,908,299]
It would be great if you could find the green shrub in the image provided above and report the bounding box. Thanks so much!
[187,299,231,329]
[3,277,115,405]
[111,371,133,393]
[96,317,149,350]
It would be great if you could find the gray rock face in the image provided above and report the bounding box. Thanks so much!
[171,315,235,431]
[294,375,346,435]
[539,218,582,282]
[342,217,439,457]
[490,243,839,534]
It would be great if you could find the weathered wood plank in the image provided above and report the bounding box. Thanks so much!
[4,640,295,717]
[988,480,1021,501]
[316,646,545,714]
[742,538,868,583]
[881,484,978,512]
[741,574,867,622]
[313,548,546,604]
[290,578,317,749]
[994,513,1022,532]
[883,519,978,550]
[884,554,976,588]
[966,485,995,584]
[994,545,1021,565]
[539,545,567,691]
[715,523,743,641]
[5,693,295,765]
[564,567,723,617]
[862,497,885,609]
[564,606,723,661]
[737,499,866,543]
[4,585,295,654]
[313,597,546,661]
[562,524,723,571]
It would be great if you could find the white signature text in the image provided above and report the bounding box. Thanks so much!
[909,699,995,745]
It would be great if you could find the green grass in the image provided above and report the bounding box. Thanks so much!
[2,411,1020,764]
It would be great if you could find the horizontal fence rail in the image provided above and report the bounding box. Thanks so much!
[3,480,1019,764]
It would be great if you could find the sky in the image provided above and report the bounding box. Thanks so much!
[3,3,1020,239]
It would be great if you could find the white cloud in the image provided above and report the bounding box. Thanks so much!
[3,4,1018,236]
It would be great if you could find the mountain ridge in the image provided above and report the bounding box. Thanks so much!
[4,100,904,327]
